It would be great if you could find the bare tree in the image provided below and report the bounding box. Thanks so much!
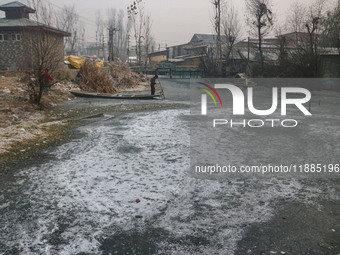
[127,0,153,66]
[58,5,79,54]
[105,8,131,62]
[222,1,241,63]
[246,0,274,76]
[24,0,57,26]
[143,14,153,66]
[323,4,340,71]
[211,0,224,65]
[286,1,308,33]
[276,0,331,77]
[116,9,132,61]
[23,0,67,104]
[95,10,105,59]
[301,0,328,76]
[128,0,144,65]
[77,22,85,55]
[116,10,125,54]
[26,32,64,104]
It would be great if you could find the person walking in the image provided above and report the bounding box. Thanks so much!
[150,75,158,95]
[43,69,54,95]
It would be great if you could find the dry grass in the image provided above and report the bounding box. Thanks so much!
[78,60,146,93]
[79,61,116,93]
[52,68,78,81]
[109,61,146,90]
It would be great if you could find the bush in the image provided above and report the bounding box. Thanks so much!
[79,61,116,93]
[52,68,78,81]
[109,61,145,90]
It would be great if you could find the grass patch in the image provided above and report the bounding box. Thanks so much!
[21,124,38,131]
[0,122,71,168]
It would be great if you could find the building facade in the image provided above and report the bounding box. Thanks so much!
[0,1,70,71]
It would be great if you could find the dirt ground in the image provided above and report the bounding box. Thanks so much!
[0,74,77,153]
[0,72,150,155]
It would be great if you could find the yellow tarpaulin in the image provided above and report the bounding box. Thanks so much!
[94,61,104,68]
[64,56,104,69]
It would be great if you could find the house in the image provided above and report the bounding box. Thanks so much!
[167,34,228,60]
[0,1,71,71]
[148,50,167,66]
[190,33,228,46]
[86,45,104,59]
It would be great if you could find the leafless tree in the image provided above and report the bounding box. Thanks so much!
[323,4,340,50]
[286,1,308,33]
[58,5,79,54]
[116,10,125,53]
[25,32,64,104]
[127,0,153,66]
[107,8,117,30]
[77,22,85,54]
[222,1,241,62]
[246,0,274,76]
[23,0,67,104]
[24,0,57,26]
[211,0,224,65]
[95,10,105,58]
[275,0,331,77]
[143,14,153,66]
[128,0,144,65]
[106,8,132,62]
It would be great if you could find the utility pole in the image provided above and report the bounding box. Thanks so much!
[102,34,105,60]
[126,34,130,63]
[137,35,144,65]
[108,26,119,62]
[247,37,250,63]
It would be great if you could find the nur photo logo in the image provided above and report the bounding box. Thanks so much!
[198,83,312,128]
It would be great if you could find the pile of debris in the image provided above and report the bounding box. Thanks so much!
[78,61,115,93]
[109,61,146,90]
[79,60,146,93]
[0,75,76,126]
[53,80,81,92]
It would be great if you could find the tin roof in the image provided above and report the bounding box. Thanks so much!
[0,1,35,12]
[190,34,228,44]
[0,18,71,36]
[148,50,168,56]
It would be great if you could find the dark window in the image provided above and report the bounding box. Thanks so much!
[4,34,9,41]
[10,33,21,41]
[0,34,3,41]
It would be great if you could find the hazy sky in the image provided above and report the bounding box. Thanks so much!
[0,0,337,47]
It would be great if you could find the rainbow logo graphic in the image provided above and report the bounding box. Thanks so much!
[198,82,222,115]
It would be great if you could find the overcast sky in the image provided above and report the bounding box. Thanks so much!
[0,0,337,47]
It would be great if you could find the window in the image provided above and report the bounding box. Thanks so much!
[0,34,9,41]
[11,33,21,41]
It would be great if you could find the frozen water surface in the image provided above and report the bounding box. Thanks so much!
[0,79,339,254]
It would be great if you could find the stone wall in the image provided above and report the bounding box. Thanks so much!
[0,30,24,71]
[0,29,65,71]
